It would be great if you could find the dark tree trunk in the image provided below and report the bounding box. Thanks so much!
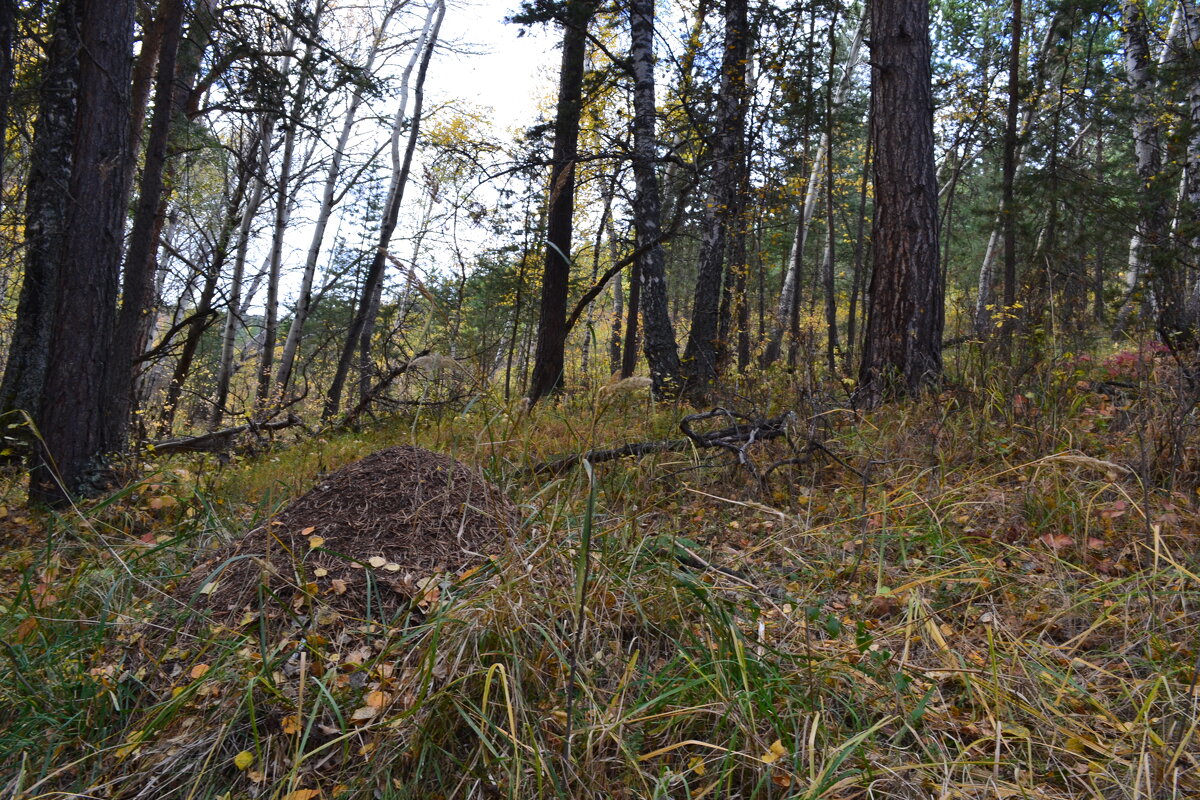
[1000,0,1021,353]
[620,243,642,378]
[0,0,15,180]
[682,0,748,396]
[107,0,185,450]
[847,127,872,364]
[857,0,943,407]
[30,0,137,504]
[628,0,682,396]
[0,0,82,426]
[823,19,839,374]
[323,0,444,419]
[526,0,596,404]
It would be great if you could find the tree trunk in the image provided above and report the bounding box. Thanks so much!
[525,0,596,404]
[1180,0,1200,338]
[30,0,136,504]
[847,126,872,364]
[323,0,444,419]
[0,0,82,426]
[628,0,682,396]
[620,237,642,378]
[973,8,1069,332]
[278,4,400,399]
[159,147,256,436]
[999,0,1021,353]
[822,12,840,373]
[682,0,748,395]
[763,12,866,366]
[106,0,185,450]
[0,0,15,181]
[1119,0,1186,348]
[258,18,322,412]
[212,116,272,425]
[857,0,942,407]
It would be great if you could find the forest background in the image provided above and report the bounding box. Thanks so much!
[0,0,1198,797]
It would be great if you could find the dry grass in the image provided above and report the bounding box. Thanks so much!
[0,357,1197,799]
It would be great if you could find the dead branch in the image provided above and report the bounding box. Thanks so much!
[528,409,795,477]
[148,414,303,455]
[332,349,430,430]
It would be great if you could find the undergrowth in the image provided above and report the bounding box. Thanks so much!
[0,360,1197,799]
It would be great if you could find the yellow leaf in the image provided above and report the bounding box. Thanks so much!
[366,690,390,709]
[281,790,320,800]
[189,664,210,680]
[281,714,301,735]
[233,750,254,770]
[688,755,707,775]
[199,580,219,595]
[760,739,787,764]
[308,535,326,549]
[351,705,379,722]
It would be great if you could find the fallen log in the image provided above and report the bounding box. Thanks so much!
[529,409,795,477]
[148,414,304,455]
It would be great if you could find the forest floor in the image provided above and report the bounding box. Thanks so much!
[0,348,1198,799]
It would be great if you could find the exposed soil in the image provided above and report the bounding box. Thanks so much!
[173,446,519,629]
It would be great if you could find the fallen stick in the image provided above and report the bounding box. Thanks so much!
[148,414,304,455]
[528,409,795,477]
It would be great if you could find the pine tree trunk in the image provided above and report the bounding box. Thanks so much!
[0,0,82,426]
[526,0,596,404]
[0,0,15,181]
[857,0,942,407]
[973,9,1069,332]
[999,0,1021,353]
[106,0,185,450]
[30,0,136,504]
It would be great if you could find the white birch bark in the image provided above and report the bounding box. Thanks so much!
[276,2,401,396]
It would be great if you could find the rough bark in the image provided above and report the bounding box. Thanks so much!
[0,0,15,180]
[857,0,942,407]
[30,0,137,504]
[682,0,748,395]
[629,0,682,396]
[106,0,186,450]
[999,0,1021,351]
[0,0,82,426]
[525,0,597,404]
